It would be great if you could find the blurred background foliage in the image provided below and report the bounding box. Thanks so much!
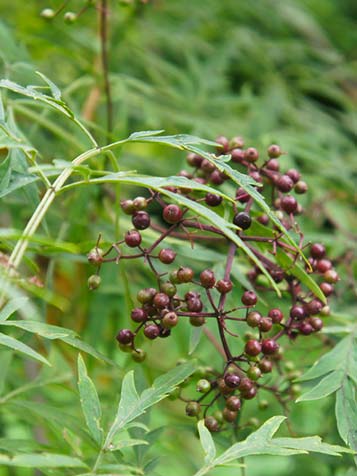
[0,0,356,475]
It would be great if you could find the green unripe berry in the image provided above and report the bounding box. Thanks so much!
[88,274,101,290]
[131,348,146,362]
[259,399,269,410]
[41,8,55,19]
[185,401,201,417]
[196,379,211,393]
[168,387,181,400]
[64,11,77,23]
[247,366,262,381]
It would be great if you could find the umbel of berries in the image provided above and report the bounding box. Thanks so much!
[87,135,335,433]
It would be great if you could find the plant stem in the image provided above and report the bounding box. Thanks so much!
[99,0,113,138]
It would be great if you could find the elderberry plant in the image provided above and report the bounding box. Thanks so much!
[88,135,338,433]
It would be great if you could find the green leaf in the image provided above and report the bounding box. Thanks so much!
[0,154,11,192]
[36,71,62,100]
[336,379,357,452]
[105,360,196,447]
[0,453,86,468]
[194,416,352,476]
[296,370,344,402]
[0,333,49,366]
[77,354,103,445]
[0,297,29,322]
[189,326,202,355]
[197,420,216,464]
[276,249,326,303]
[108,439,148,452]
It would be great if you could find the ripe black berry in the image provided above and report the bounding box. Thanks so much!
[132,211,151,230]
[163,204,183,224]
[241,291,257,306]
[205,193,222,207]
[233,212,252,230]
[125,230,142,248]
[116,329,134,345]
[200,269,216,288]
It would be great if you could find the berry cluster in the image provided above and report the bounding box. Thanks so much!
[87,135,338,432]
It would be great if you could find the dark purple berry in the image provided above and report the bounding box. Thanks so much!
[233,212,252,230]
[125,229,142,247]
[259,317,273,332]
[305,300,323,316]
[299,322,314,335]
[259,359,273,373]
[290,305,306,320]
[204,416,219,432]
[163,204,183,224]
[144,324,160,340]
[132,211,151,230]
[131,308,147,323]
[224,373,241,388]
[210,170,225,185]
[187,152,203,167]
[116,329,134,345]
[236,188,251,203]
[205,193,222,207]
[241,386,257,400]
[187,298,203,312]
[286,169,301,183]
[239,377,253,392]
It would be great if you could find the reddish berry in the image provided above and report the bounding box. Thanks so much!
[239,377,253,392]
[241,386,257,400]
[316,259,332,273]
[290,305,306,320]
[320,282,334,296]
[305,300,323,316]
[162,311,178,328]
[261,339,279,355]
[324,269,339,283]
[268,308,283,324]
[241,291,257,306]
[177,267,194,283]
[231,148,245,163]
[281,195,298,214]
[310,243,325,259]
[216,279,233,294]
[144,324,160,340]
[223,408,238,422]
[153,292,170,309]
[257,214,269,225]
[187,298,203,312]
[125,230,142,247]
[310,317,323,331]
[201,159,215,172]
[245,147,259,162]
[224,373,241,388]
[236,188,250,203]
[204,416,219,432]
[286,169,301,183]
[259,317,273,332]
[116,329,134,345]
[259,359,273,373]
[200,269,216,288]
[131,308,147,323]
[132,211,151,230]
[245,339,262,356]
[158,248,176,264]
[187,153,203,167]
[299,322,314,335]
[87,247,104,265]
[226,395,241,411]
[266,159,280,171]
[276,175,294,193]
[163,204,183,224]
[216,135,230,152]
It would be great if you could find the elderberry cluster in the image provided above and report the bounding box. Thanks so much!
[87,135,338,432]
